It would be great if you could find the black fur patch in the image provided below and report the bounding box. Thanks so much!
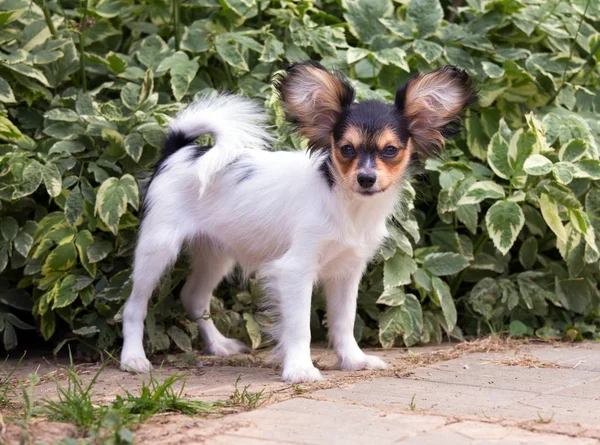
[139,131,211,224]
[319,154,335,188]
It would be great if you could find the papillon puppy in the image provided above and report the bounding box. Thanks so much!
[120,61,476,383]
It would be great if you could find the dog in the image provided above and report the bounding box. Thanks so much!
[120,61,477,383]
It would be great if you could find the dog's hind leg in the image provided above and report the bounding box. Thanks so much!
[120,228,185,373]
[181,241,249,356]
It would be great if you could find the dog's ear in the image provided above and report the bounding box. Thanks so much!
[395,66,477,155]
[275,61,355,151]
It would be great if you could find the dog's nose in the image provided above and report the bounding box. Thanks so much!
[357,172,376,188]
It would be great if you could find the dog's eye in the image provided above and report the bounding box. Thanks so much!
[340,145,356,158]
[381,146,399,158]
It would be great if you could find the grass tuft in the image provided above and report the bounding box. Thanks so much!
[226,376,269,409]
[112,371,217,421]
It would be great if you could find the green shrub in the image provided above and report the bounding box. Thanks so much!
[0,0,599,354]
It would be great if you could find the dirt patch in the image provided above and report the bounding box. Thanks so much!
[487,353,561,369]
[1,417,78,445]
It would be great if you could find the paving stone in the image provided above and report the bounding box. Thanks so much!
[445,421,599,445]
[317,376,529,415]
[409,359,599,395]
[221,398,447,445]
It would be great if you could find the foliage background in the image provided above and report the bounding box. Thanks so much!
[1,0,599,356]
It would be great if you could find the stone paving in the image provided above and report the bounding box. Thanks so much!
[2,340,600,444]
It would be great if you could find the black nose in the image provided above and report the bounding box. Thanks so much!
[357,172,376,188]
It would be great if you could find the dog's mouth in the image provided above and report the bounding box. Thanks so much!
[358,188,387,196]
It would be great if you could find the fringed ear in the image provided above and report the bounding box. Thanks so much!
[395,66,477,155]
[275,61,355,151]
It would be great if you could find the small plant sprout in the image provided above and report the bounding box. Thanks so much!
[409,394,417,411]
[536,412,554,424]
[228,376,269,409]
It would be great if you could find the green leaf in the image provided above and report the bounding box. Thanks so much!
[487,133,512,179]
[559,139,586,163]
[65,186,84,226]
[378,304,413,348]
[159,52,200,101]
[347,47,370,64]
[413,40,443,63]
[120,174,139,210]
[555,277,591,315]
[509,320,528,337]
[49,141,86,156]
[87,240,112,264]
[519,237,538,269]
[508,129,536,188]
[5,63,50,86]
[14,230,33,257]
[465,114,487,161]
[377,287,406,306]
[408,0,443,37]
[552,162,575,185]
[259,36,284,63]
[3,323,17,350]
[342,0,393,44]
[124,133,144,163]
[458,181,505,205]
[539,193,566,243]
[431,276,456,332]
[167,326,192,352]
[106,51,128,74]
[481,61,505,79]
[73,326,100,337]
[373,48,409,72]
[121,83,141,111]
[42,243,77,275]
[523,154,552,176]
[456,204,478,234]
[215,36,248,72]
[95,177,128,235]
[0,76,16,103]
[485,201,525,255]
[0,242,7,273]
[0,115,24,142]
[0,289,32,311]
[384,252,417,288]
[75,230,96,277]
[44,108,80,122]
[243,313,261,350]
[379,19,413,39]
[1,217,18,242]
[42,163,62,197]
[40,311,56,341]
[575,160,600,180]
[423,252,469,276]
[53,275,79,309]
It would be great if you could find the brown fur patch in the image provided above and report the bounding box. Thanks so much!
[374,128,403,152]
[402,66,475,153]
[277,63,354,149]
[338,126,364,149]
[375,140,413,190]
[331,135,358,179]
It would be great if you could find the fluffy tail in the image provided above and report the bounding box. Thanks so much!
[166,94,272,196]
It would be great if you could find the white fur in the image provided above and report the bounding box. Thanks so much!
[120,95,395,383]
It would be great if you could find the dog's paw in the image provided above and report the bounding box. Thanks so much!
[120,355,153,373]
[281,364,324,383]
[206,337,249,357]
[340,354,388,371]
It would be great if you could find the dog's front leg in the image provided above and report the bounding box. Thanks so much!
[323,263,388,371]
[262,252,322,383]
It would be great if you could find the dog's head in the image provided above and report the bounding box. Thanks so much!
[275,61,477,196]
